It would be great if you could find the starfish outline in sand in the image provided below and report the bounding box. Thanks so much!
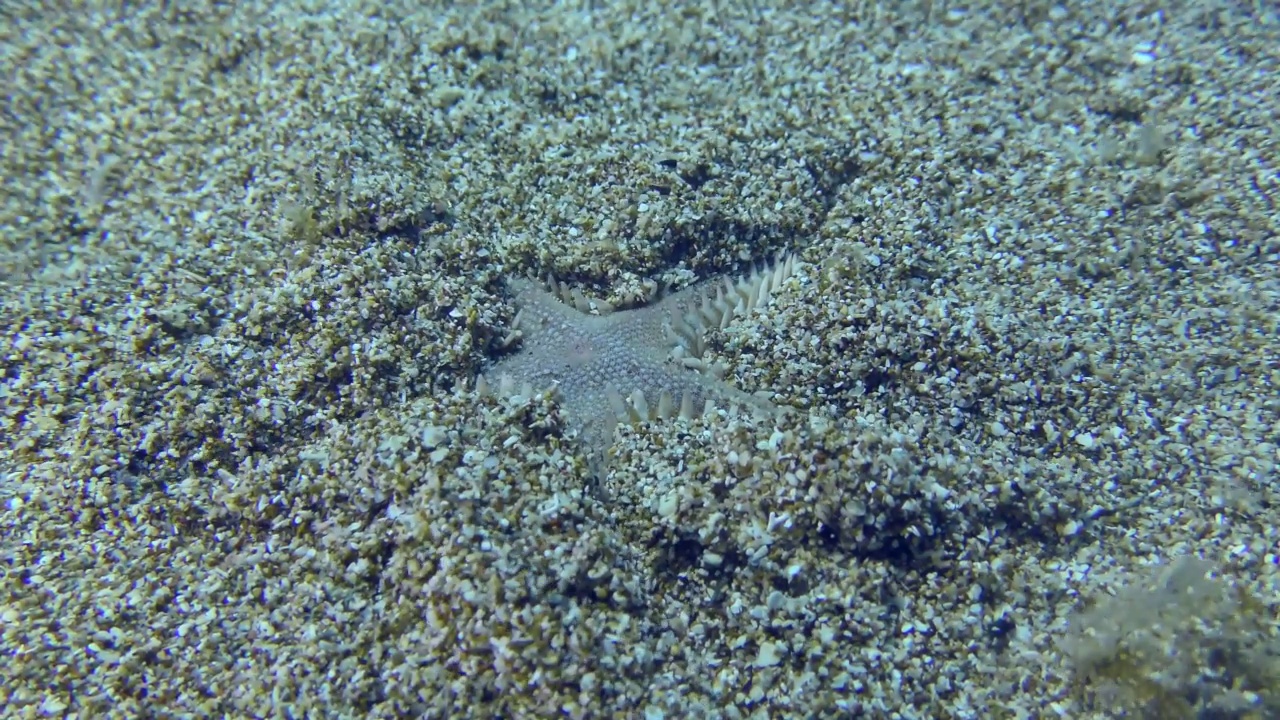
[478,256,800,454]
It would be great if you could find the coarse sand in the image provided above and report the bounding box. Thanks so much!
[2,1,1278,718]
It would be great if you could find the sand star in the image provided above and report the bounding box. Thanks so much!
[479,256,800,455]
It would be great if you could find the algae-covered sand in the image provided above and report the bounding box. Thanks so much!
[2,1,1278,717]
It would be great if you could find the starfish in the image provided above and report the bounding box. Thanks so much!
[478,256,801,457]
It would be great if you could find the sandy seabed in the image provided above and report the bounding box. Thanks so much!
[2,2,1278,718]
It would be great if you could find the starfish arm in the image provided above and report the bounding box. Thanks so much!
[504,276,594,344]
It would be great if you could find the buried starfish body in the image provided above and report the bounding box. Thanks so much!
[478,255,801,462]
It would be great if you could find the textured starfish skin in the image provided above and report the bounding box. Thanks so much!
[485,274,774,453]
